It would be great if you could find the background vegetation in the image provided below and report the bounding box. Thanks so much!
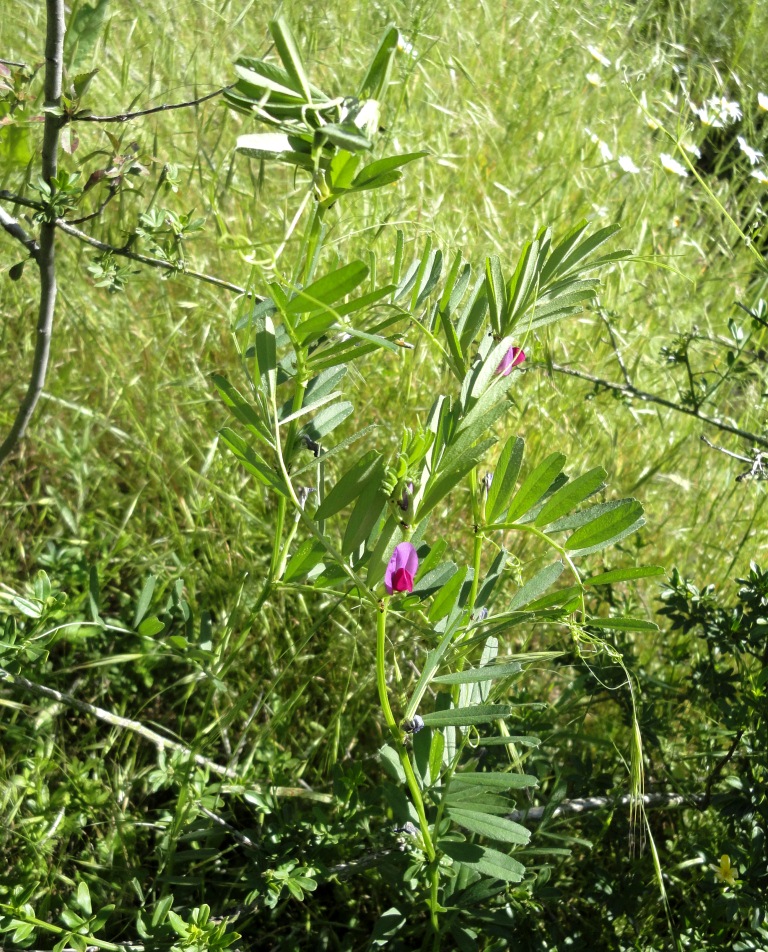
[1,0,766,948]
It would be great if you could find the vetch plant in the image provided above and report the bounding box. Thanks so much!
[213,17,661,946]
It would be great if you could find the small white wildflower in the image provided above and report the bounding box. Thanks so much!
[586,72,603,87]
[758,92,768,112]
[618,155,640,174]
[587,44,611,68]
[598,140,614,161]
[681,141,702,158]
[695,95,742,128]
[660,153,688,177]
[737,136,764,166]
[751,169,768,185]
[397,34,418,58]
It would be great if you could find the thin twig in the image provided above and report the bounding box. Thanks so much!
[1,666,332,802]
[703,730,744,807]
[507,791,707,823]
[0,58,29,68]
[548,362,768,449]
[54,217,250,295]
[0,0,64,469]
[71,84,233,122]
[0,188,258,297]
[0,205,40,261]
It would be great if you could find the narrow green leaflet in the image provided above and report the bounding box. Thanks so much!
[485,255,506,335]
[448,810,531,845]
[505,453,566,523]
[236,133,316,169]
[449,773,539,794]
[403,605,467,720]
[565,499,644,554]
[487,436,524,523]
[508,562,564,611]
[439,841,526,883]
[431,661,522,685]
[421,704,511,727]
[428,565,469,623]
[133,575,156,629]
[476,735,540,747]
[410,562,459,598]
[341,465,387,555]
[218,427,288,497]
[357,25,399,99]
[587,616,660,631]
[379,744,406,784]
[286,260,369,315]
[314,450,383,520]
[417,437,497,521]
[534,467,606,527]
[284,538,327,582]
[269,16,312,102]
[584,565,666,586]
[352,152,428,188]
[299,401,354,442]
[290,424,377,477]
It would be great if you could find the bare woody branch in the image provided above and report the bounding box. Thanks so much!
[70,84,233,122]
[548,361,768,450]
[0,205,40,261]
[0,0,64,469]
[0,189,255,297]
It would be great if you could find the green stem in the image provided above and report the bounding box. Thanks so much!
[376,601,440,935]
[467,469,483,612]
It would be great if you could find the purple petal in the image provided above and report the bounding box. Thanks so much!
[385,542,419,594]
[495,345,526,376]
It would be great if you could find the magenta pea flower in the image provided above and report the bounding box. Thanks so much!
[385,542,418,594]
[495,345,526,376]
